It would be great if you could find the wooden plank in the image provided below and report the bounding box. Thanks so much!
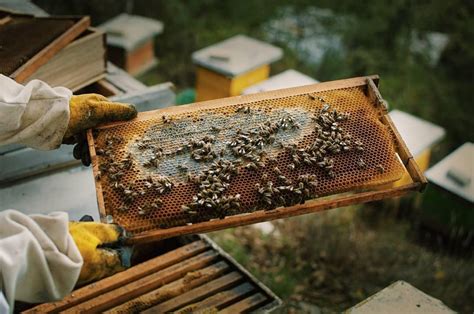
[24,240,208,313]
[219,293,268,313]
[367,77,427,190]
[127,183,420,244]
[177,282,255,313]
[95,79,123,97]
[366,78,388,113]
[105,261,230,313]
[143,272,243,313]
[366,78,427,190]
[381,114,428,190]
[63,250,219,313]
[0,15,11,25]
[104,62,147,93]
[86,130,107,220]
[12,16,91,82]
[199,235,283,310]
[0,145,79,186]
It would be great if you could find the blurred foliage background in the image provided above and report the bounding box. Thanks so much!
[35,0,474,312]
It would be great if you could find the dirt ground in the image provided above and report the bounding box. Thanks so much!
[209,205,474,313]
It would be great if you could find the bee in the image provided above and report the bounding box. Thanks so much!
[137,206,147,216]
[287,163,296,170]
[177,163,189,172]
[376,164,385,173]
[162,115,171,123]
[322,104,330,113]
[118,205,128,212]
[357,158,367,169]
[246,162,258,171]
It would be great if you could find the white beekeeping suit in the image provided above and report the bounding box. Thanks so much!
[0,75,136,313]
[0,75,81,313]
[0,74,71,149]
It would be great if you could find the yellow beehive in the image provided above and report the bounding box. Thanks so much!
[192,35,282,101]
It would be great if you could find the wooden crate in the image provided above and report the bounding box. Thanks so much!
[0,10,90,82]
[87,75,427,244]
[24,235,281,313]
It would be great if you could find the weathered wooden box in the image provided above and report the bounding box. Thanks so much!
[25,235,281,313]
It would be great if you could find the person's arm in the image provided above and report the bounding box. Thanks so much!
[0,210,131,313]
[0,74,71,150]
[0,210,82,312]
[0,74,137,155]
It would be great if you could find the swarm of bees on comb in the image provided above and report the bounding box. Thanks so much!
[94,95,386,224]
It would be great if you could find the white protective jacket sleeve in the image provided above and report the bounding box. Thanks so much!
[0,210,83,313]
[0,74,71,150]
[0,76,79,312]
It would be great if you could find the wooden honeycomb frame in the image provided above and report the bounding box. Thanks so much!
[87,75,427,244]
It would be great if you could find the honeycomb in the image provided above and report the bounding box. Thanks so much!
[89,83,404,235]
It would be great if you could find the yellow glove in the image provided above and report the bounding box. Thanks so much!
[64,94,137,165]
[69,221,132,286]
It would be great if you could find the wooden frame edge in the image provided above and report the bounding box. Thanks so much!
[87,129,107,221]
[95,75,380,130]
[367,79,428,191]
[127,183,420,244]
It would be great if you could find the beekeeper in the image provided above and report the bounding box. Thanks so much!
[0,74,138,313]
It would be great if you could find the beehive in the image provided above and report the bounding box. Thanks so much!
[192,35,283,101]
[87,76,427,243]
[24,236,281,313]
[0,11,90,82]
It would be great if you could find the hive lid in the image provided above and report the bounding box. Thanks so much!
[347,280,455,314]
[389,110,445,156]
[243,69,318,94]
[99,13,163,51]
[192,35,283,77]
[425,142,473,203]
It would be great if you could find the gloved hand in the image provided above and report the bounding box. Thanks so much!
[63,94,137,166]
[68,220,132,286]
